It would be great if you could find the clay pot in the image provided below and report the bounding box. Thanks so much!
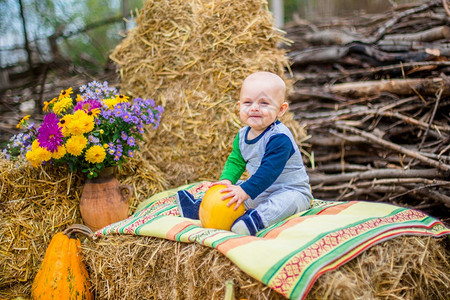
[80,167,132,232]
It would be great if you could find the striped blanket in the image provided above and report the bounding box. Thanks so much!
[95,181,450,299]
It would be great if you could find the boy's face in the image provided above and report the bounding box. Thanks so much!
[238,75,288,135]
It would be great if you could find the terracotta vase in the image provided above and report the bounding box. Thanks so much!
[79,167,132,232]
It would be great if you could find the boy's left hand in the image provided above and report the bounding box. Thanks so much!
[220,185,249,210]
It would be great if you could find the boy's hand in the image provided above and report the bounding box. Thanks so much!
[211,179,232,186]
[220,185,249,210]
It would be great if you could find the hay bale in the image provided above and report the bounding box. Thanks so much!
[0,158,83,297]
[2,0,448,299]
[81,235,449,299]
[0,155,165,297]
[110,0,304,187]
[82,1,448,299]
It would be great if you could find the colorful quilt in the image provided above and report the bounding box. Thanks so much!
[95,181,450,299]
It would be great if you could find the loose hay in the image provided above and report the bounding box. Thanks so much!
[81,235,449,299]
[1,0,449,299]
[110,0,305,188]
[0,155,165,297]
[0,158,83,297]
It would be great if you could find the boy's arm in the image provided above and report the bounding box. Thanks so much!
[219,133,246,184]
[240,134,294,199]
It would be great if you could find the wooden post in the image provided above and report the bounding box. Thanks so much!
[270,0,284,28]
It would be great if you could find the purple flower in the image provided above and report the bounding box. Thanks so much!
[114,152,122,161]
[42,113,59,126]
[88,135,99,144]
[131,116,139,124]
[127,150,134,157]
[121,131,128,140]
[114,108,123,117]
[122,112,131,123]
[37,113,63,152]
[101,109,112,118]
[137,125,144,134]
[74,99,101,113]
[127,137,135,146]
[132,105,142,115]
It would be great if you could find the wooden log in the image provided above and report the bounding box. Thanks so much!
[309,168,445,185]
[292,78,450,98]
[383,26,450,42]
[335,124,450,172]
[289,43,440,66]
[290,61,450,84]
[289,46,349,64]
[376,40,450,56]
[347,43,440,64]
[307,135,366,146]
[371,0,442,42]
[303,30,365,45]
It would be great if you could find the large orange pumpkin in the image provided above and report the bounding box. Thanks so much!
[31,224,94,300]
[199,184,245,230]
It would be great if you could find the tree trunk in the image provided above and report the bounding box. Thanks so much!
[18,0,33,72]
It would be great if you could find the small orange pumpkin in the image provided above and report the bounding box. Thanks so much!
[31,224,94,300]
[199,184,245,230]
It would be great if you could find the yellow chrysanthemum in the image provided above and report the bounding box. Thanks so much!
[31,139,40,150]
[74,109,88,119]
[53,97,73,115]
[76,94,83,102]
[80,114,94,133]
[67,110,94,135]
[85,145,106,164]
[16,115,30,128]
[51,145,67,159]
[67,119,85,136]
[58,87,73,100]
[26,150,41,168]
[66,135,87,156]
[37,146,53,162]
[26,146,52,167]
[102,98,119,110]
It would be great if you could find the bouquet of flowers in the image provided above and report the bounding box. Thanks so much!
[3,81,163,178]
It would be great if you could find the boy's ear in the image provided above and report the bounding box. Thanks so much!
[278,102,289,117]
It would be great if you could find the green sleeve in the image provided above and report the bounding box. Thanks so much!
[220,132,246,184]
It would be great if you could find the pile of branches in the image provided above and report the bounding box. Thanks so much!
[285,0,450,224]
